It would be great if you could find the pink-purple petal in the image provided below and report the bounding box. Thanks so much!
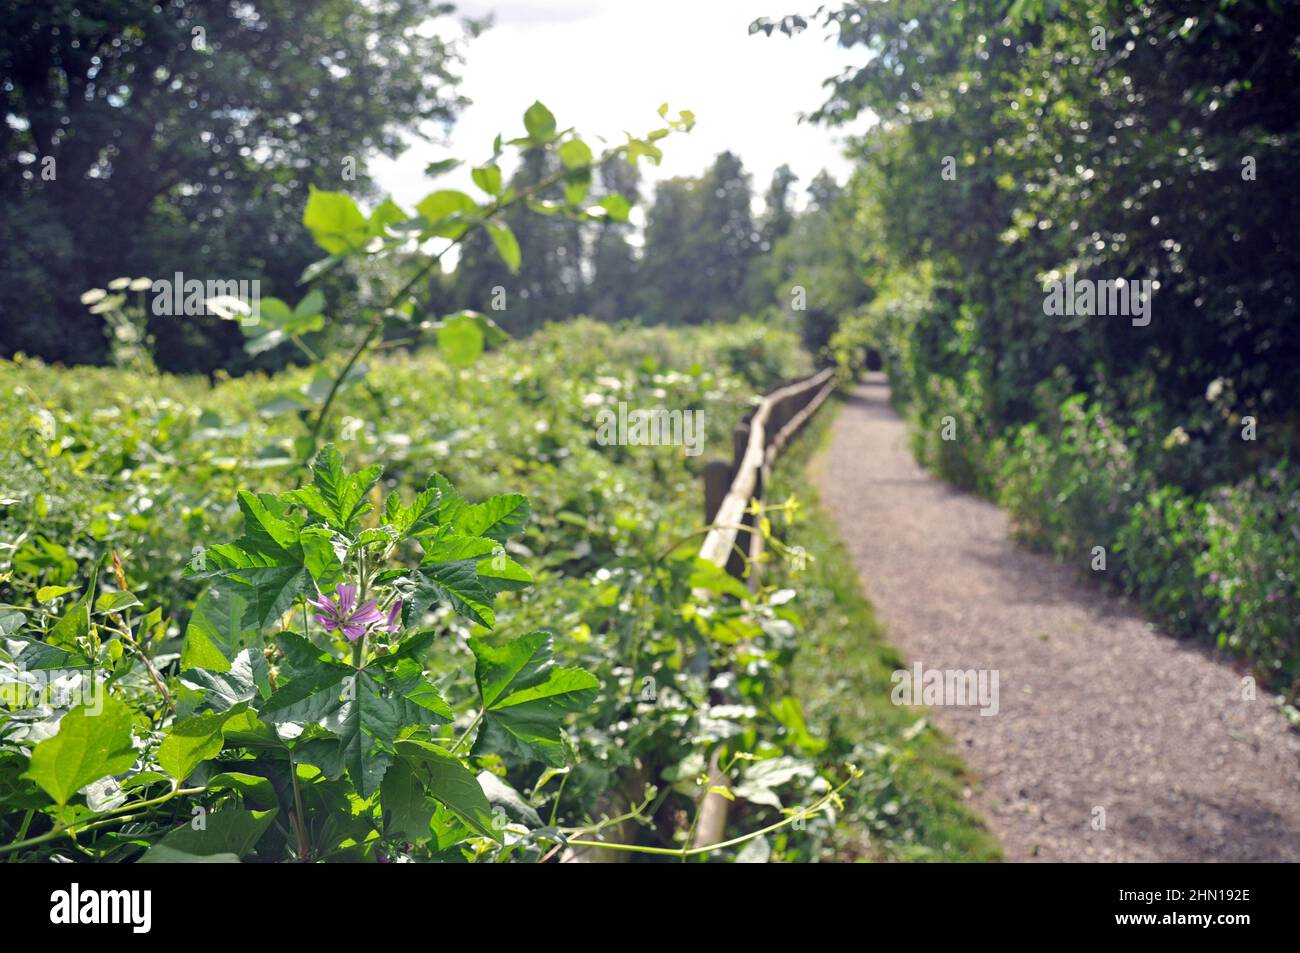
[335,583,357,615]
[350,600,384,626]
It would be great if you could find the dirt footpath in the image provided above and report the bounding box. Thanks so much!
[813,375,1300,861]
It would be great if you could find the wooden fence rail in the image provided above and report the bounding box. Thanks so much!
[691,366,838,848]
[564,366,839,861]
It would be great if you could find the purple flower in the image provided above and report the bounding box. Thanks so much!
[383,599,403,633]
[307,583,385,642]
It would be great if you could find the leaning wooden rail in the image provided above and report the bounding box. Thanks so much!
[564,367,839,862]
[699,367,837,573]
[692,366,838,849]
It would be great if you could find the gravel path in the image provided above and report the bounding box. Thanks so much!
[814,375,1300,861]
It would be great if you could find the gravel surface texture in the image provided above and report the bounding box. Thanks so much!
[813,376,1300,861]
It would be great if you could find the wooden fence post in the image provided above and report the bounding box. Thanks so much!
[703,460,731,525]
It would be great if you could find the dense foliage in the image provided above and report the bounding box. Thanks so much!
[1,0,473,373]
[789,0,1299,693]
[1,317,949,861]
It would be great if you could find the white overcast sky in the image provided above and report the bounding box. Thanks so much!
[371,0,869,216]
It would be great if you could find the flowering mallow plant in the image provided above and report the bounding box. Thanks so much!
[166,445,599,859]
[307,583,400,641]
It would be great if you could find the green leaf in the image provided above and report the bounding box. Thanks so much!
[437,312,485,368]
[469,632,599,766]
[262,661,449,798]
[294,289,325,318]
[381,759,437,843]
[367,198,408,237]
[23,695,138,806]
[558,138,593,170]
[207,772,279,812]
[0,608,25,636]
[486,222,521,273]
[300,527,344,589]
[139,807,278,862]
[200,544,311,632]
[181,584,255,673]
[94,590,141,615]
[626,138,663,167]
[424,157,461,177]
[395,739,501,843]
[289,444,384,532]
[183,649,270,712]
[471,164,503,196]
[402,559,496,629]
[298,253,343,285]
[157,709,237,782]
[303,187,368,255]
[476,553,532,594]
[455,493,530,541]
[416,190,478,238]
[732,756,816,809]
[564,169,591,206]
[597,194,632,222]
[523,101,557,142]
[48,576,94,650]
[36,585,78,604]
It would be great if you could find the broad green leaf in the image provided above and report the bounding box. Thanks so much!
[207,772,279,812]
[416,189,478,237]
[471,164,503,196]
[139,807,278,861]
[486,221,521,273]
[157,709,237,782]
[198,545,311,633]
[48,577,94,650]
[732,756,816,809]
[597,194,632,222]
[294,289,325,318]
[300,527,344,589]
[558,138,593,169]
[469,632,599,766]
[181,584,255,673]
[455,494,530,541]
[94,590,141,615]
[262,660,450,798]
[476,553,532,594]
[437,312,485,368]
[367,198,407,237]
[303,187,368,255]
[381,759,437,843]
[401,560,495,629]
[523,101,557,142]
[0,608,25,636]
[183,649,270,712]
[395,739,501,843]
[36,585,78,604]
[23,695,138,806]
[564,169,591,206]
[288,444,384,531]
[5,635,85,670]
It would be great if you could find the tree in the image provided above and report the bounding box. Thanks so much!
[587,159,641,322]
[452,147,588,333]
[759,164,798,252]
[0,0,470,371]
[639,151,758,323]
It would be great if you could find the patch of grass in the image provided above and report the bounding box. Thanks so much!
[765,392,1002,862]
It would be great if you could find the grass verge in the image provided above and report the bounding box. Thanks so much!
[765,392,1002,862]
